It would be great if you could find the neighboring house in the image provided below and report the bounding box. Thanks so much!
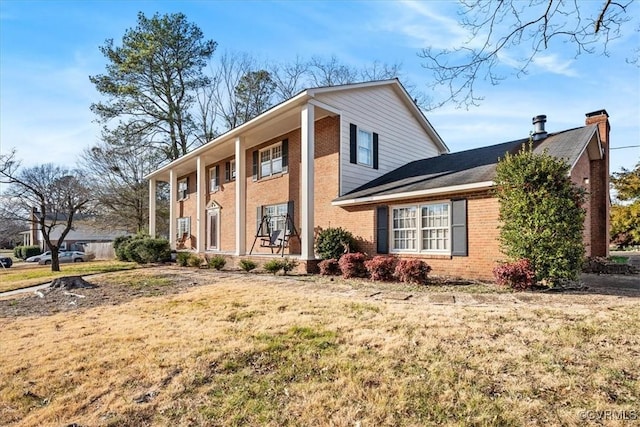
[146,79,609,280]
[21,209,129,251]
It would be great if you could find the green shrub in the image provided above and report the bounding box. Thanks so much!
[122,238,147,263]
[176,252,192,267]
[281,257,299,275]
[188,254,203,267]
[239,259,257,272]
[23,246,41,259]
[495,143,586,284]
[113,235,132,261]
[263,259,285,275]
[134,238,171,263]
[13,245,40,259]
[315,227,356,260]
[208,255,226,270]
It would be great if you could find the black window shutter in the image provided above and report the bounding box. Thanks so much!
[252,150,259,181]
[287,200,294,232]
[349,123,357,164]
[376,205,389,254]
[215,166,220,189]
[256,205,263,234]
[451,199,468,256]
[282,139,289,172]
[225,161,230,182]
[373,132,379,169]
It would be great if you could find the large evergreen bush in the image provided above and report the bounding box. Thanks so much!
[494,143,586,284]
[315,227,356,260]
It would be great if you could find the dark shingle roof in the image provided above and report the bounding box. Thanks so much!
[335,125,598,202]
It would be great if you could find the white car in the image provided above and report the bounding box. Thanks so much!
[25,251,51,262]
[38,251,89,265]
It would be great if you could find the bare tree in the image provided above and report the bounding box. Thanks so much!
[307,55,359,86]
[419,0,637,108]
[0,151,92,271]
[269,56,309,100]
[80,129,165,234]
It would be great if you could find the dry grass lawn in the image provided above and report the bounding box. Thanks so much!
[0,269,638,426]
[0,261,137,293]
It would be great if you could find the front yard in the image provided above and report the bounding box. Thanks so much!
[0,267,638,426]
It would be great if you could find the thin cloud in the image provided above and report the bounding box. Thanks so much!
[377,0,477,50]
[531,54,579,77]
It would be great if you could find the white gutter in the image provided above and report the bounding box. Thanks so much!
[144,90,311,179]
[332,181,494,206]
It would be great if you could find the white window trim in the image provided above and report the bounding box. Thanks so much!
[259,142,284,179]
[178,178,188,200]
[264,202,288,233]
[209,166,219,193]
[206,208,220,251]
[357,128,373,167]
[390,201,451,255]
[230,159,236,181]
[177,217,191,239]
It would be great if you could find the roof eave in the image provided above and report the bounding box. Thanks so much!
[332,181,494,207]
[145,90,312,180]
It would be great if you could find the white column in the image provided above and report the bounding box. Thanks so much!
[169,169,177,249]
[148,178,157,237]
[235,137,246,255]
[301,104,315,260]
[196,156,206,253]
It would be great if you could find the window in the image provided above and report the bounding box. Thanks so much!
[177,217,190,239]
[209,166,219,192]
[421,204,449,251]
[392,206,417,251]
[349,123,378,169]
[391,203,450,253]
[230,159,236,181]
[260,143,283,178]
[264,203,288,232]
[177,178,188,200]
[357,129,373,166]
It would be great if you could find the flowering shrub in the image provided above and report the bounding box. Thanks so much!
[493,259,535,291]
[318,258,340,276]
[364,256,397,281]
[338,252,367,279]
[394,259,431,285]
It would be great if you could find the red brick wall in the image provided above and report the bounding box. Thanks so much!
[176,171,198,249]
[332,192,502,280]
[244,129,302,255]
[206,157,236,252]
[570,150,593,256]
[585,111,610,256]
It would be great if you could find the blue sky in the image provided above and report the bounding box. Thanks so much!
[1,0,639,175]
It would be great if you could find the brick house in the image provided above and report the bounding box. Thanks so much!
[146,79,609,279]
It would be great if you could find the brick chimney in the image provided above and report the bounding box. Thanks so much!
[585,109,610,257]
